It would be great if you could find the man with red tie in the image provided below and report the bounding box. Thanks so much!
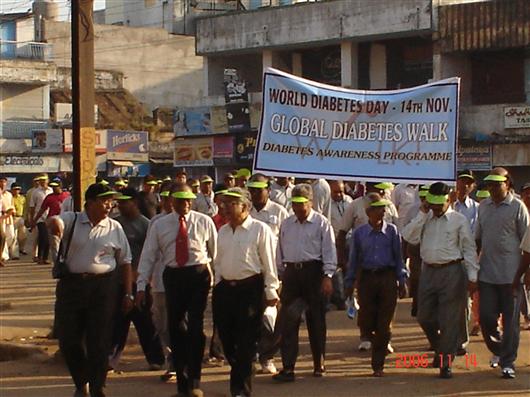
[137,183,217,397]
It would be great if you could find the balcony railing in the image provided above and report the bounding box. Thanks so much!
[0,40,53,61]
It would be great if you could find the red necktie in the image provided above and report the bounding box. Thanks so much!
[175,215,189,267]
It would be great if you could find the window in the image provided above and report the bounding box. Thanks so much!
[471,49,525,105]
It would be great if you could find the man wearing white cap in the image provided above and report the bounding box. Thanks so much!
[403,182,478,379]
[476,168,529,379]
[29,174,52,264]
[192,175,217,217]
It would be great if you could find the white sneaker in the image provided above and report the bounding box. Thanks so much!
[501,367,515,379]
[386,343,394,354]
[358,340,372,351]
[260,359,278,374]
[489,355,500,368]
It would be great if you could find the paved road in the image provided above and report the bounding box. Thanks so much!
[1,259,529,397]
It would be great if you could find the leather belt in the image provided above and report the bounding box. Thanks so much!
[424,259,462,268]
[166,264,208,272]
[361,267,394,274]
[221,273,263,287]
[66,271,115,280]
[285,260,321,270]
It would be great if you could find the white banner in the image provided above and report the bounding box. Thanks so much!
[254,68,460,184]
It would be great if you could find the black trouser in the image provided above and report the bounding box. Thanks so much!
[55,271,118,395]
[213,274,264,397]
[277,261,326,371]
[109,283,164,367]
[163,265,211,394]
[37,221,49,261]
[358,268,398,371]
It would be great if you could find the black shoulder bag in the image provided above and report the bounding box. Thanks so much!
[52,213,78,279]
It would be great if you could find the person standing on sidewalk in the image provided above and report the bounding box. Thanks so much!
[475,168,529,379]
[109,187,165,371]
[11,183,26,259]
[403,182,478,379]
[273,183,336,382]
[344,193,408,377]
[49,183,133,397]
[137,183,217,397]
[0,176,15,262]
[214,187,279,397]
[29,174,53,264]
[193,175,218,217]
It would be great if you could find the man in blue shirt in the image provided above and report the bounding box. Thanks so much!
[345,193,407,377]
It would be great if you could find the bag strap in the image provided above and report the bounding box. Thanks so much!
[62,212,78,262]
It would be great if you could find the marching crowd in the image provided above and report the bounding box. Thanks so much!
[1,167,530,397]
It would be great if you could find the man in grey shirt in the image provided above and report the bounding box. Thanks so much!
[475,168,529,379]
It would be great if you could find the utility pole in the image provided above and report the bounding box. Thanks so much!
[71,0,96,211]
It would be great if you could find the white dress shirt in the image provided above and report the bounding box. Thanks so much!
[137,211,217,291]
[277,209,337,277]
[311,179,331,220]
[340,195,398,234]
[330,195,353,238]
[58,211,132,274]
[30,187,53,223]
[269,181,293,210]
[136,211,168,292]
[391,184,419,231]
[215,215,280,300]
[192,192,218,217]
[402,207,478,282]
[250,199,289,237]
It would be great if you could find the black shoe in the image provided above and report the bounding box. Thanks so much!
[432,355,440,368]
[439,367,452,379]
[313,366,326,377]
[272,370,295,382]
[160,370,176,382]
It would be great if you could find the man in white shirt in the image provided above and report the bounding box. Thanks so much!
[269,177,293,211]
[136,181,175,381]
[192,175,217,217]
[273,184,337,382]
[248,174,289,375]
[137,183,216,397]
[329,180,353,310]
[391,183,419,232]
[0,176,15,262]
[311,178,331,220]
[50,183,133,397]
[403,182,478,379]
[213,187,279,397]
[29,174,53,264]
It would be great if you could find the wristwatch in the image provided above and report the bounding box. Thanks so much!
[124,293,134,301]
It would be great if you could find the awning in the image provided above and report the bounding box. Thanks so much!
[110,160,134,167]
[150,158,173,164]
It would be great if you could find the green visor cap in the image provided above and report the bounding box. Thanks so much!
[163,176,172,181]
[146,180,158,185]
[247,181,268,189]
[420,184,430,190]
[222,191,244,199]
[99,179,109,186]
[171,191,197,199]
[214,189,228,196]
[418,190,428,198]
[484,174,507,182]
[476,190,490,198]
[114,180,127,187]
[291,196,310,203]
[49,182,59,187]
[201,176,214,183]
[370,199,392,207]
[374,182,394,190]
[160,191,170,197]
[426,192,448,205]
[235,168,251,178]
[97,190,119,198]
[458,173,475,180]
[116,194,133,200]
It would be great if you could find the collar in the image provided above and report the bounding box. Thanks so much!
[486,193,513,206]
[296,209,316,224]
[253,199,273,214]
[240,214,253,230]
[80,211,110,227]
[367,220,389,234]
[173,211,191,222]
[440,206,454,219]
[457,196,473,208]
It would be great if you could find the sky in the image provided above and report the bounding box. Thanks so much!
[0,0,106,19]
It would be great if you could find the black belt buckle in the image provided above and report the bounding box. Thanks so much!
[293,262,304,270]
